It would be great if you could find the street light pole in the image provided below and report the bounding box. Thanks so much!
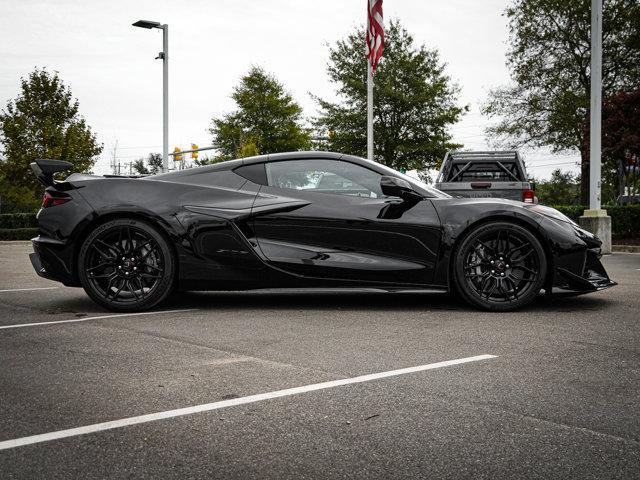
[161,24,168,173]
[132,20,169,172]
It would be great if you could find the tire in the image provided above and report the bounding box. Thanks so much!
[78,218,175,312]
[452,221,547,311]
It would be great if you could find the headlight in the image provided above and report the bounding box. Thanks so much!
[526,205,578,226]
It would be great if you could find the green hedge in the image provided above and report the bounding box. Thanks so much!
[554,205,640,239]
[0,227,38,241]
[0,213,38,229]
[0,213,39,240]
[0,202,40,214]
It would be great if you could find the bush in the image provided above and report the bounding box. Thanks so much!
[0,227,38,240]
[0,201,40,214]
[0,179,40,213]
[553,205,640,239]
[552,205,584,223]
[0,213,38,229]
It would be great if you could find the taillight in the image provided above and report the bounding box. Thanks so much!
[522,189,535,203]
[41,192,71,208]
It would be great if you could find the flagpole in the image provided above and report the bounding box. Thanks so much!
[367,59,374,160]
[366,0,382,162]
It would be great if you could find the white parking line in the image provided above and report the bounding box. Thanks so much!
[0,354,497,451]
[0,309,199,330]
[0,287,58,293]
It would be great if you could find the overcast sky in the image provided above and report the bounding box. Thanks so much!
[0,0,580,179]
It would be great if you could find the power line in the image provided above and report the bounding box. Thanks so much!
[527,161,579,169]
[454,134,488,140]
[106,144,163,151]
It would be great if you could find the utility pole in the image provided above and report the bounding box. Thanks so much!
[590,0,602,211]
[111,140,119,175]
[579,0,611,253]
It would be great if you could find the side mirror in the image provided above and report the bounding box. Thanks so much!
[380,176,418,200]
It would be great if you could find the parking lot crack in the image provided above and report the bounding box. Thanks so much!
[569,339,640,354]
[95,323,348,379]
[499,409,640,447]
[449,396,640,448]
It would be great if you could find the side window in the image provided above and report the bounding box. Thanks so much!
[234,163,267,185]
[265,159,383,198]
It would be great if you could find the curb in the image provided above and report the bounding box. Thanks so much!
[612,245,640,254]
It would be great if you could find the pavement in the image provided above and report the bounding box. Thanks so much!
[0,241,638,479]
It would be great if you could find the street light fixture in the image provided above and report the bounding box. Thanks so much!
[132,20,162,29]
[133,19,169,172]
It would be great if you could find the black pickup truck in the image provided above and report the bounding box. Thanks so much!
[435,151,536,203]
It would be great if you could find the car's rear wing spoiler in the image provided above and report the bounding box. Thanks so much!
[30,159,73,187]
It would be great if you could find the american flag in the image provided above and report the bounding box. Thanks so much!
[366,0,384,73]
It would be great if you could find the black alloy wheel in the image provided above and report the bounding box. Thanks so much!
[453,221,547,311]
[78,219,175,312]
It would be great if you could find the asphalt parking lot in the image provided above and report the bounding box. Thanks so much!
[0,241,638,479]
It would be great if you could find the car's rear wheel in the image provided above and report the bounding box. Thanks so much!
[453,222,547,311]
[78,218,175,312]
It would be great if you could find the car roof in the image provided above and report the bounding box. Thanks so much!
[153,151,376,180]
[243,151,344,165]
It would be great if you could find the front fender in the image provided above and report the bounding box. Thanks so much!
[429,198,606,292]
[430,199,546,288]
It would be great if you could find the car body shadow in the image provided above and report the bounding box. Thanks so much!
[161,289,613,314]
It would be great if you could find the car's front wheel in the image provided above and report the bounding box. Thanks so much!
[78,218,175,312]
[453,221,547,311]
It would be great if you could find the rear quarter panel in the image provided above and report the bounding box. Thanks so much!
[72,172,279,290]
[32,186,96,285]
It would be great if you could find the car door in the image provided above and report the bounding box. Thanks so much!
[250,158,442,286]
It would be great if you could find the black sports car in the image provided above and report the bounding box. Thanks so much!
[29,152,615,312]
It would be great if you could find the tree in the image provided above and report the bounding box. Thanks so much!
[193,155,223,166]
[132,152,163,175]
[0,69,103,201]
[313,19,466,173]
[585,87,640,204]
[482,0,640,204]
[209,67,310,160]
[535,169,580,205]
[132,159,149,175]
[147,153,163,174]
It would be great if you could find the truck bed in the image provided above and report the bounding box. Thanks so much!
[435,151,534,202]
